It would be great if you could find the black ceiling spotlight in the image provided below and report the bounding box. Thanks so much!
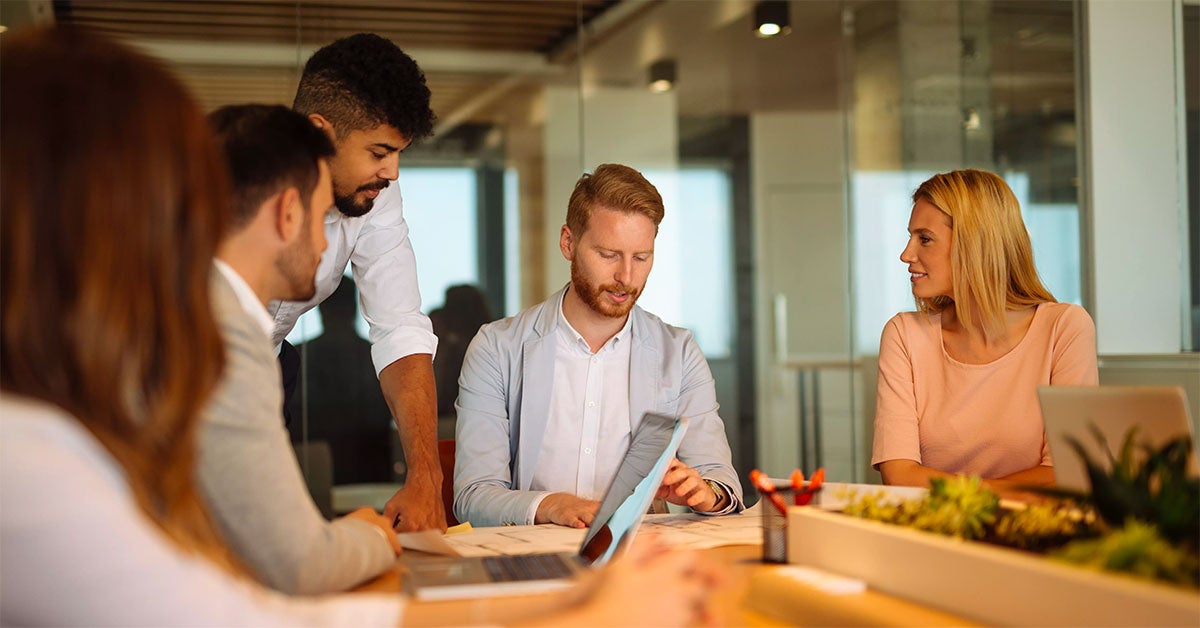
[647,58,676,93]
[754,0,791,38]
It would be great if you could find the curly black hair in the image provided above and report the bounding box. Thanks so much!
[293,33,435,143]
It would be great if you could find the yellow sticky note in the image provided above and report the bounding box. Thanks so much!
[445,522,473,535]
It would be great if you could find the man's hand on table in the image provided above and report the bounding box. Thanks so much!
[378,355,446,533]
[536,493,601,528]
[383,479,447,533]
[657,458,721,512]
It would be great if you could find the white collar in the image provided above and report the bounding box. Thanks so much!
[213,259,274,338]
[556,288,634,353]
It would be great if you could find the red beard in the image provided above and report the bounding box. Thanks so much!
[570,260,640,318]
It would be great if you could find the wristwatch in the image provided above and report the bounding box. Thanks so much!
[704,479,729,512]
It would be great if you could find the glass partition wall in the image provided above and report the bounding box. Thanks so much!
[75,0,1088,512]
[567,0,1082,489]
[843,0,1082,481]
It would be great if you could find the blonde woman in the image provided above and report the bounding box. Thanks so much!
[871,169,1098,494]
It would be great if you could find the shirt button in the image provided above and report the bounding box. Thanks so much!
[587,401,595,407]
[584,448,592,454]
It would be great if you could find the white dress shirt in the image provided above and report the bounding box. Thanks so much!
[453,285,746,526]
[528,293,634,517]
[0,395,402,627]
[214,259,273,337]
[267,183,437,375]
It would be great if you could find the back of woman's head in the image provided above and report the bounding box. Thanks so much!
[1,26,232,557]
[912,169,1054,338]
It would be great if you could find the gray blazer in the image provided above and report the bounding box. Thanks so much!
[196,270,394,594]
[453,285,744,527]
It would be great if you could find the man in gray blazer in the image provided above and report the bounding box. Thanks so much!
[200,105,401,594]
[454,164,744,528]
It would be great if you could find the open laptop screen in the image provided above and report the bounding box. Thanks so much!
[1039,385,1198,492]
[577,413,688,566]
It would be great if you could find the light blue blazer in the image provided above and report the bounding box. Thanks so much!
[453,285,744,527]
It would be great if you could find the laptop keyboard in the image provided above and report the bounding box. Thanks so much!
[482,553,574,582]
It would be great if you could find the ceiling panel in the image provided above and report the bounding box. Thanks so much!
[53,0,618,121]
[56,1,615,51]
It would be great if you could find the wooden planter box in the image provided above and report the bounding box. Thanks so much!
[788,507,1200,626]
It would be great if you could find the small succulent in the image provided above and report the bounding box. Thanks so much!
[841,488,924,526]
[992,501,1093,551]
[908,476,999,540]
[843,476,999,540]
[1052,519,1199,588]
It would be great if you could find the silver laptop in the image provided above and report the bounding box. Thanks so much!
[1039,386,1198,491]
[405,412,689,600]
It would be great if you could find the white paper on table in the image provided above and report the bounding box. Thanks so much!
[444,541,499,558]
[396,530,463,556]
[436,509,773,557]
[441,529,520,557]
[438,527,580,557]
[634,511,765,549]
[497,526,587,546]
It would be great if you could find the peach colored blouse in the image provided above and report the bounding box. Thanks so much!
[871,302,1098,478]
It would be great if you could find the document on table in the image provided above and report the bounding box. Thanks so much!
[643,510,764,548]
[397,529,464,556]
[442,510,765,557]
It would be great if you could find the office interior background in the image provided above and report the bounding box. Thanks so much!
[7,0,1195,512]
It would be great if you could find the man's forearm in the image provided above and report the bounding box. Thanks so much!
[379,354,439,476]
[379,354,446,530]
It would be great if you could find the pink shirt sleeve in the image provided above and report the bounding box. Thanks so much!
[1049,304,1099,386]
[1041,304,1099,464]
[872,315,922,468]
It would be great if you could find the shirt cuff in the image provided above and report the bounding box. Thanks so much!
[370,327,438,376]
[694,479,739,516]
[525,492,552,525]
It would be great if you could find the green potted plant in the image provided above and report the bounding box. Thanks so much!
[780,427,1200,625]
[839,429,1198,588]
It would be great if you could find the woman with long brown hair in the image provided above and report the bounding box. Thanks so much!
[871,169,1098,494]
[0,26,720,627]
[1,22,232,561]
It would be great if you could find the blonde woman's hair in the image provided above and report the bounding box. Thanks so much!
[911,169,1055,339]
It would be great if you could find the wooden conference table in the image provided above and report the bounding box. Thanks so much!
[355,542,973,626]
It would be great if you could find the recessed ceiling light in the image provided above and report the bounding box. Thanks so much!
[646,59,676,93]
[754,1,791,38]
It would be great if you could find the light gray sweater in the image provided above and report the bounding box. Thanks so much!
[196,270,394,595]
